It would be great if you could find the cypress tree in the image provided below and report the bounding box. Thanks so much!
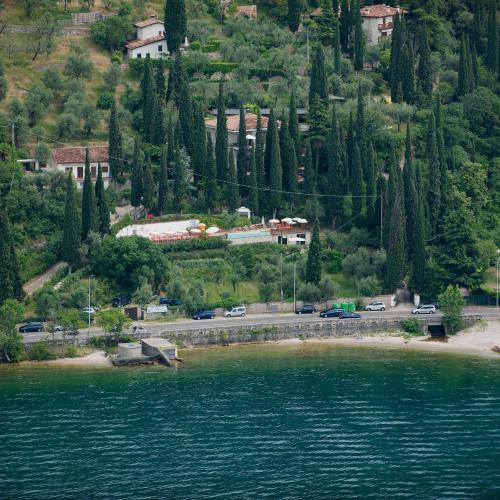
[130,138,143,208]
[389,14,402,102]
[215,80,228,182]
[62,173,81,274]
[417,21,432,101]
[346,111,354,190]
[334,15,342,74]
[351,143,366,221]
[303,138,315,195]
[409,163,426,293]
[316,5,337,47]
[226,149,240,211]
[95,163,110,234]
[385,188,406,292]
[470,43,479,88]
[173,122,188,213]
[155,61,166,104]
[402,126,417,257]
[365,140,377,230]
[108,99,123,183]
[166,52,180,103]
[236,105,247,193]
[173,54,194,156]
[401,40,416,104]
[486,0,498,74]
[457,36,473,97]
[205,133,217,213]
[151,95,165,146]
[0,210,23,304]
[309,45,328,107]
[434,98,447,218]
[141,55,155,143]
[471,0,486,55]
[191,101,207,186]
[81,149,98,241]
[268,112,283,215]
[325,105,345,228]
[305,219,322,285]
[333,0,339,14]
[339,0,350,52]
[279,115,297,204]
[353,0,364,71]
[264,107,276,186]
[142,156,155,213]
[356,85,367,184]
[165,0,186,54]
[288,90,300,153]
[247,146,259,215]
[255,110,266,209]
[287,0,301,32]
[384,144,398,249]
[426,113,441,237]
[157,146,169,215]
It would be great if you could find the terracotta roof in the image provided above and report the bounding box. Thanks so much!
[235,5,257,18]
[134,18,163,28]
[53,146,108,164]
[360,4,406,18]
[205,112,269,132]
[126,34,165,50]
[309,7,323,17]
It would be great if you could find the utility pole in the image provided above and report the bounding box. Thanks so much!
[11,124,15,147]
[380,195,383,249]
[293,262,296,312]
[280,255,283,303]
[88,274,94,340]
[496,249,499,308]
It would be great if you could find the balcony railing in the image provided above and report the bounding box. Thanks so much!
[378,22,393,31]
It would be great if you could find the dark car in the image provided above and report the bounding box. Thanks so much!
[112,295,130,307]
[193,310,215,320]
[19,322,44,333]
[295,304,317,315]
[160,297,184,306]
[339,312,361,319]
[319,308,344,318]
[66,329,80,336]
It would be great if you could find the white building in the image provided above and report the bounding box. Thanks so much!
[126,17,168,59]
[51,146,110,189]
[360,4,406,45]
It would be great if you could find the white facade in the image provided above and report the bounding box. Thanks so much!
[362,16,394,44]
[56,162,110,189]
[136,22,165,41]
[126,18,168,59]
[127,39,168,59]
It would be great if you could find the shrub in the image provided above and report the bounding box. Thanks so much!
[190,41,202,51]
[111,51,123,65]
[401,318,423,335]
[206,62,239,74]
[357,275,382,297]
[66,346,78,358]
[91,16,134,52]
[96,91,115,110]
[28,340,57,361]
[354,297,365,311]
[297,283,321,303]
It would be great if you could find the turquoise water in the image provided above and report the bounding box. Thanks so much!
[227,230,269,239]
[1,344,499,499]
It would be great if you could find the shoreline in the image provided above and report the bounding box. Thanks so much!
[11,321,500,367]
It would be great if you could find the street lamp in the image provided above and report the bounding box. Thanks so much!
[88,274,94,339]
[293,262,297,313]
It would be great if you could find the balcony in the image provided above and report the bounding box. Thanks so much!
[378,22,393,31]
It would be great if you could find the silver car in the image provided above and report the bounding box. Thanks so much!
[365,301,386,311]
[224,306,246,318]
[412,304,436,314]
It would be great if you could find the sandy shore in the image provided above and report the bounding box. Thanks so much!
[44,350,113,367]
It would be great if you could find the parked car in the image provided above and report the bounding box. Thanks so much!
[295,304,317,314]
[159,297,183,306]
[339,312,361,319]
[319,308,344,318]
[193,310,215,320]
[412,304,436,314]
[66,329,80,336]
[19,322,44,333]
[365,301,386,311]
[132,325,147,336]
[224,306,246,318]
[81,307,97,315]
[54,325,65,332]
[423,300,440,310]
[112,295,130,308]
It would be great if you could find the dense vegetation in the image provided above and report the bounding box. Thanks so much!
[0,0,498,334]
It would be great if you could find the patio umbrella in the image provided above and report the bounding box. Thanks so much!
[190,228,202,234]
[281,217,293,223]
[269,219,280,224]
[206,226,220,234]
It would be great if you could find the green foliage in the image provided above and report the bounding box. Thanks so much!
[165,0,187,53]
[28,340,57,361]
[96,309,132,337]
[64,44,93,79]
[306,220,322,285]
[91,16,134,52]
[287,0,300,32]
[357,275,382,297]
[400,317,423,335]
[0,210,24,305]
[438,284,464,334]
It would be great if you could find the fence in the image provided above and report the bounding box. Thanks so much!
[465,295,497,306]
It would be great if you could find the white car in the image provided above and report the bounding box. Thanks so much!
[81,307,97,315]
[224,306,246,318]
[132,325,147,336]
[412,304,436,314]
[365,301,386,311]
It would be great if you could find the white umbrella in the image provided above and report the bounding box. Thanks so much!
[281,217,293,223]
[292,217,302,222]
[269,218,280,224]
[190,228,201,234]
[206,226,220,234]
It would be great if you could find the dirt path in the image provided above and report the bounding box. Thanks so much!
[23,262,67,296]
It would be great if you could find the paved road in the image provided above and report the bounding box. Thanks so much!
[20,308,498,344]
[22,262,67,296]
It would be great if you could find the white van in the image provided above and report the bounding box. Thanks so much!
[224,306,246,318]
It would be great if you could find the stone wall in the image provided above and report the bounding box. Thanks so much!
[2,24,90,35]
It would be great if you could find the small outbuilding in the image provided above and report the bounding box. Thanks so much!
[118,342,142,358]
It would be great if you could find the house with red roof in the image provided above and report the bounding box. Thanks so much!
[360,4,406,44]
[50,145,110,189]
[126,16,168,59]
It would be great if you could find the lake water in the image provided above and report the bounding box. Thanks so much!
[1,344,499,499]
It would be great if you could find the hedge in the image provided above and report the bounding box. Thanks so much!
[161,238,230,253]
[206,62,239,74]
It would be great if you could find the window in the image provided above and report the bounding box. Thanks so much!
[159,30,162,35]
[77,166,84,179]
[158,45,163,52]
[277,236,288,245]
[65,167,71,173]
[137,53,142,58]
[91,166,96,176]
[101,165,109,173]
